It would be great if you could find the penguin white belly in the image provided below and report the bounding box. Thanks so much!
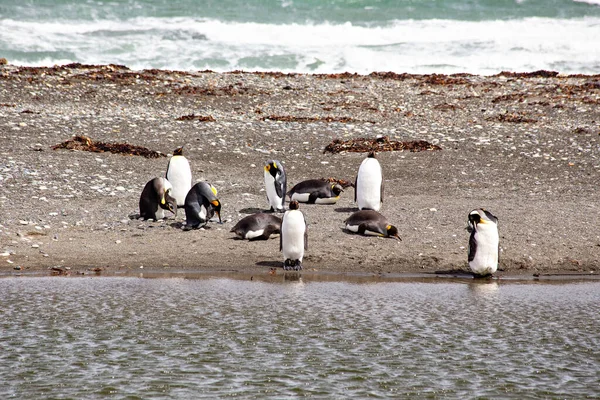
[282,211,305,262]
[345,224,381,236]
[470,227,499,275]
[245,229,265,240]
[314,196,339,204]
[345,224,359,233]
[264,171,284,210]
[166,156,192,206]
[290,192,310,203]
[357,159,382,211]
[197,204,207,222]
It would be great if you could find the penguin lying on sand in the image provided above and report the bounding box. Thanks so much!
[166,146,192,207]
[355,152,383,211]
[184,181,221,229]
[288,179,344,204]
[139,177,177,221]
[344,210,401,240]
[230,213,282,240]
[264,159,286,212]
[281,200,308,270]
[467,208,499,277]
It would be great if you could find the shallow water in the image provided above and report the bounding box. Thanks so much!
[1,276,599,398]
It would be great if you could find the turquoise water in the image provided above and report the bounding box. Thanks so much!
[1,276,599,398]
[1,0,599,74]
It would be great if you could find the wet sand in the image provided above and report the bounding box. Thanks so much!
[0,64,599,277]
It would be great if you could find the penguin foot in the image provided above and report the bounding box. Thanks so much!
[283,260,302,271]
[294,260,303,271]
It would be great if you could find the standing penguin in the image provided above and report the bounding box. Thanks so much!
[139,177,177,221]
[166,146,192,207]
[355,152,383,211]
[230,213,282,240]
[467,208,499,277]
[184,181,222,229]
[288,179,344,204]
[264,159,286,212]
[280,200,308,270]
[344,210,401,240]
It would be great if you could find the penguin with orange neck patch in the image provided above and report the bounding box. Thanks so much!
[344,210,400,240]
[264,159,286,212]
[184,182,221,229]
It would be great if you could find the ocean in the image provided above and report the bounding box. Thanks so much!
[1,0,600,75]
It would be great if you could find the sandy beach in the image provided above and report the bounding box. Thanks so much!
[0,64,599,277]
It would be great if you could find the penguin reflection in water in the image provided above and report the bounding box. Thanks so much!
[264,159,286,212]
[467,209,499,277]
[344,210,401,240]
[355,152,383,211]
[184,182,222,229]
[281,201,308,270]
[287,179,344,204]
[230,213,282,241]
[139,177,177,221]
[165,146,192,207]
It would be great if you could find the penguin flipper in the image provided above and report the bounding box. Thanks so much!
[354,175,358,202]
[468,231,477,262]
[307,192,319,204]
[304,225,308,251]
[380,179,384,204]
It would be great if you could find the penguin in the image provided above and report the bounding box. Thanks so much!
[355,152,383,211]
[166,146,192,207]
[467,208,499,277]
[184,181,222,229]
[344,210,401,240]
[139,177,177,221]
[264,159,286,212]
[287,179,344,204]
[230,213,282,240]
[280,200,308,270]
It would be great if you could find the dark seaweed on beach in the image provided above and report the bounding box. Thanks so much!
[52,135,166,158]
[321,177,355,188]
[262,115,374,124]
[323,136,442,154]
[486,111,538,123]
[176,114,216,122]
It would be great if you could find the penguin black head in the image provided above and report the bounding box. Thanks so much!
[468,209,498,231]
[264,160,280,178]
[289,200,300,210]
[210,199,222,223]
[331,183,344,196]
[161,189,178,217]
[367,151,377,159]
[386,224,401,241]
[173,146,184,156]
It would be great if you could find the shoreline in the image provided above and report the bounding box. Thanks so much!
[1,63,599,278]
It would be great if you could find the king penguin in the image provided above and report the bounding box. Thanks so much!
[166,146,192,207]
[230,213,282,240]
[344,210,401,240]
[355,152,383,211]
[264,159,287,212]
[280,200,308,270]
[467,208,499,277]
[184,181,221,229]
[139,177,177,221]
[288,179,344,204]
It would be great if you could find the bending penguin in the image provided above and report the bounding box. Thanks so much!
[230,213,282,241]
[139,177,177,221]
[467,208,499,277]
[184,181,222,229]
[355,152,383,211]
[288,179,344,204]
[166,146,192,207]
[344,210,401,240]
[280,200,308,270]
[264,159,286,212]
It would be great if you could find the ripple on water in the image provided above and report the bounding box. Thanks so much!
[0,277,599,398]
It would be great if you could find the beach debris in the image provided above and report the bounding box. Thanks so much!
[323,136,442,154]
[321,177,355,188]
[485,111,538,123]
[52,135,165,159]
[176,114,216,122]
[50,266,69,276]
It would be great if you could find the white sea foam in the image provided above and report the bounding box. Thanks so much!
[1,16,599,75]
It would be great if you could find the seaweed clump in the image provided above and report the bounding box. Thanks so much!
[52,135,165,159]
[324,136,442,154]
